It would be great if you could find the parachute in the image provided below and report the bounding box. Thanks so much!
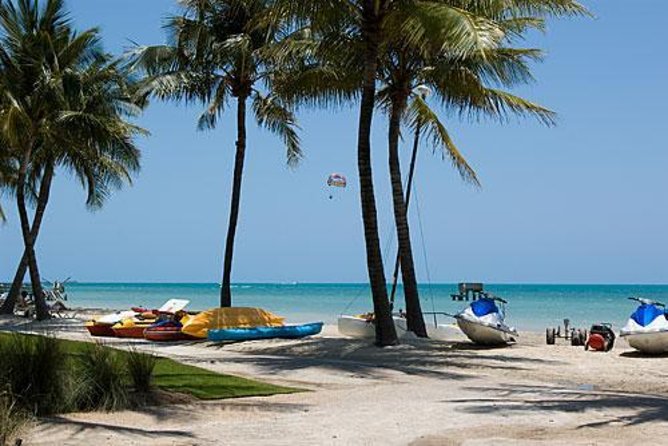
[327,173,347,199]
[327,173,347,188]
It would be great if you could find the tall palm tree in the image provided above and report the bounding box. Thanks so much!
[273,0,508,346]
[130,0,302,308]
[0,0,144,318]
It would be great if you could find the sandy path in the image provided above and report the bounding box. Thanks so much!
[3,318,668,445]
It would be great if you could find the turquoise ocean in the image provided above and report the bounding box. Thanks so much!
[63,283,668,332]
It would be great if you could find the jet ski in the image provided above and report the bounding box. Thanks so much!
[455,294,518,346]
[620,297,668,354]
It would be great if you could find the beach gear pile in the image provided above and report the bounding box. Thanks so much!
[85,301,323,342]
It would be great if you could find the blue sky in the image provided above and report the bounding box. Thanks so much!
[1,0,666,284]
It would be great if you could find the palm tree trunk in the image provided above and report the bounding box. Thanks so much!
[359,1,397,347]
[0,253,28,315]
[1,164,55,315]
[14,152,50,320]
[389,118,421,308]
[388,95,427,337]
[220,95,248,307]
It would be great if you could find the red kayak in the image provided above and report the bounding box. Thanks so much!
[112,324,151,339]
[144,326,198,342]
[85,322,115,337]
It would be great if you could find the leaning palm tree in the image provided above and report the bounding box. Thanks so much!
[130,0,302,308]
[379,43,557,337]
[378,0,589,337]
[0,0,144,318]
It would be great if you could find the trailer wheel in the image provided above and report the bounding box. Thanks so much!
[546,328,556,345]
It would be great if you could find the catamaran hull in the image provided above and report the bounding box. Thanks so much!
[456,317,516,346]
[621,331,668,354]
[337,316,410,339]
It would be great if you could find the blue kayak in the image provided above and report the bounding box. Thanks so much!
[208,322,324,342]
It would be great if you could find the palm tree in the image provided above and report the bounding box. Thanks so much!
[377,0,590,337]
[273,0,508,346]
[130,0,302,308]
[0,0,144,318]
[379,41,558,338]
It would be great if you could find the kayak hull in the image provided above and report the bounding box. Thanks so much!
[208,322,323,342]
[144,327,198,342]
[85,323,116,337]
[112,325,151,339]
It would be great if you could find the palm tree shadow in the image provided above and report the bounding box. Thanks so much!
[449,383,668,428]
[619,351,668,359]
[198,336,563,380]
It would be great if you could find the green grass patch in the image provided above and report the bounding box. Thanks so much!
[0,333,299,401]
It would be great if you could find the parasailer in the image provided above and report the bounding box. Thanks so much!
[327,173,347,199]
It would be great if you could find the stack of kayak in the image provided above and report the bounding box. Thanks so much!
[85,304,323,342]
[85,299,192,340]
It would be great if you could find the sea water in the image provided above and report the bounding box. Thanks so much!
[64,283,668,332]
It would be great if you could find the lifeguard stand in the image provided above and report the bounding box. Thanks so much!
[451,283,485,301]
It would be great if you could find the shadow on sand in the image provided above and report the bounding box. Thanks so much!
[194,336,565,380]
[448,383,668,428]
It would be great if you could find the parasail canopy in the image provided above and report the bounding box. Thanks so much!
[327,173,347,188]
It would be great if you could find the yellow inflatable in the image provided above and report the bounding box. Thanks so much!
[181,307,285,339]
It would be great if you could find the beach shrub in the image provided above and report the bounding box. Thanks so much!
[0,334,67,415]
[75,342,128,411]
[126,348,156,394]
[0,392,27,446]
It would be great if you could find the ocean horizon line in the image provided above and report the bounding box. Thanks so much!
[43,281,668,287]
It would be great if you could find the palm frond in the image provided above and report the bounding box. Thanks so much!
[407,95,479,186]
[252,92,302,167]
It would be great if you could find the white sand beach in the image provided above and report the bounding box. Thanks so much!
[2,317,667,446]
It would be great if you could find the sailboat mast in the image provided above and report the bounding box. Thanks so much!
[389,86,431,310]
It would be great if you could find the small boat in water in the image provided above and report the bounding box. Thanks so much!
[620,298,668,354]
[208,322,324,342]
[455,295,518,346]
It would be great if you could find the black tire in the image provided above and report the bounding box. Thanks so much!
[606,339,615,352]
[571,330,583,346]
[546,328,556,345]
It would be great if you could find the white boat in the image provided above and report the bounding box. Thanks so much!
[426,322,467,342]
[455,296,518,346]
[337,315,410,339]
[338,314,467,342]
[620,298,668,354]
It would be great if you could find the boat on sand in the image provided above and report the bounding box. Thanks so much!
[455,296,518,346]
[620,297,668,354]
[208,322,324,342]
[337,314,410,339]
